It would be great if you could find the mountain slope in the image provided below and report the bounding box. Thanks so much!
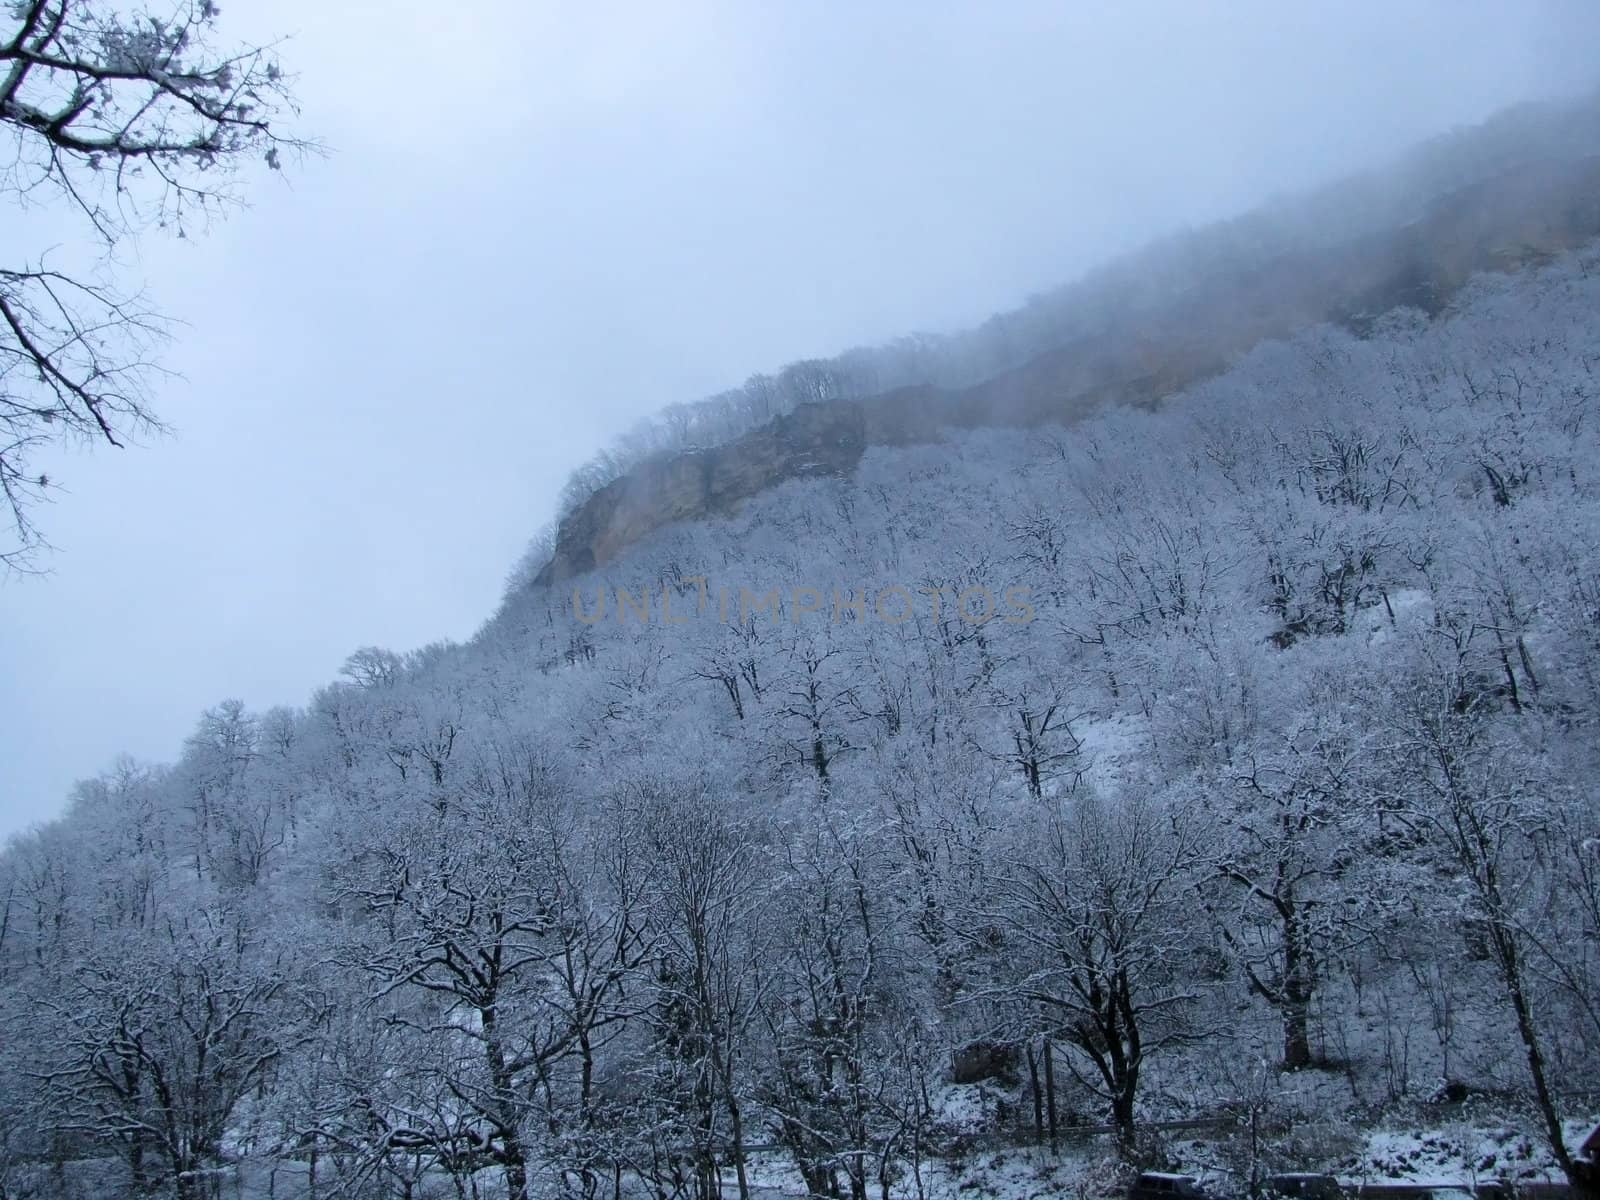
[5,103,1600,1200]
[534,94,1600,585]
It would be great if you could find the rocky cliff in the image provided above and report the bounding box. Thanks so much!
[536,401,868,583]
[535,154,1600,587]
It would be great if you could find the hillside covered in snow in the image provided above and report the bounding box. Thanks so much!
[4,105,1600,1200]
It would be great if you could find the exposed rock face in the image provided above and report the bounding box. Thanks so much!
[536,155,1600,587]
[537,401,866,584]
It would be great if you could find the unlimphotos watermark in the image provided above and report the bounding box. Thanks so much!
[571,578,1035,626]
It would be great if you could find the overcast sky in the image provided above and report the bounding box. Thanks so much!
[3,1,1599,838]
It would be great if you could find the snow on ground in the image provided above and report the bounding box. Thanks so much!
[743,1143,1116,1200]
[1335,1117,1598,1186]
[27,1108,1599,1199]
[1360,587,1431,646]
[1076,712,1149,795]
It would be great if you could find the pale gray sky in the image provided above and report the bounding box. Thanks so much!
[3,1,1599,837]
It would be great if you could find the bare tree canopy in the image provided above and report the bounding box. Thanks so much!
[1,0,309,567]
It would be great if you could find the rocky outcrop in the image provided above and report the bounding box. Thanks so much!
[535,154,1600,587]
[536,401,866,584]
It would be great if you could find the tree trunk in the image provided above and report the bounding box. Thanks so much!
[1492,924,1577,1189]
[128,1130,150,1195]
[483,1004,529,1200]
[1043,1038,1059,1156]
[504,1157,530,1200]
[1282,909,1313,1070]
[1112,1085,1137,1159]
[1283,997,1312,1072]
[728,1093,751,1200]
[1027,1041,1044,1144]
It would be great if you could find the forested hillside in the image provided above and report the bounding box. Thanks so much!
[4,127,1600,1200]
[524,89,1600,587]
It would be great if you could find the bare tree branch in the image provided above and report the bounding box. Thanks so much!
[1,0,315,568]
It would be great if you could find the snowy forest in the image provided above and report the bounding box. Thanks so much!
[3,11,1600,1195]
[5,233,1600,1197]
